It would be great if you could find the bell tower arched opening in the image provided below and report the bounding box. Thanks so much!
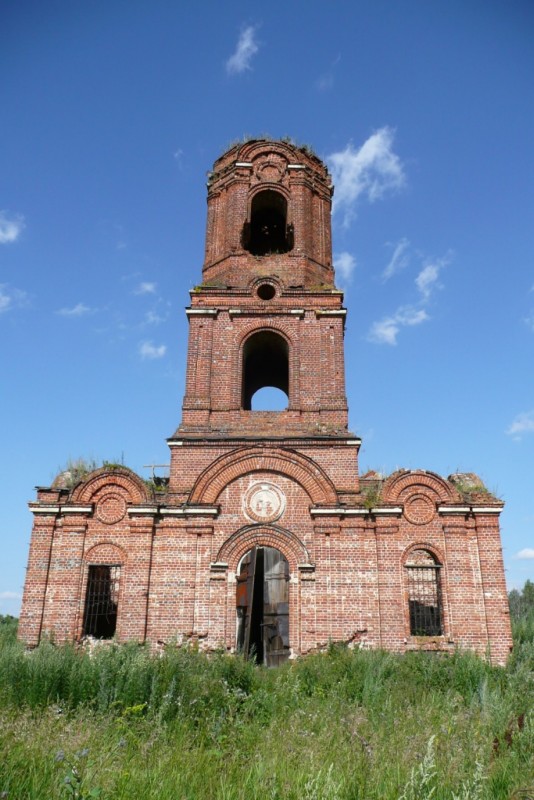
[244,190,293,256]
[236,546,290,666]
[242,330,289,411]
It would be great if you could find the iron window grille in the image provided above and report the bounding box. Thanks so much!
[82,565,121,639]
[405,550,443,636]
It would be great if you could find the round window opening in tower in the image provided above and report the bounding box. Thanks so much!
[257,283,276,301]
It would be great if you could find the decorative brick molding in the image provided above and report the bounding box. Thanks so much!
[190,446,337,505]
[84,542,127,564]
[401,541,445,565]
[382,470,460,504]
[72,467,149,505]
[215,523,310,572]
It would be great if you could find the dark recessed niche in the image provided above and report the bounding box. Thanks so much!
[257,283,276,301]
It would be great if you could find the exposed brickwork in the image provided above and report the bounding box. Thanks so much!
[18,139,513,665]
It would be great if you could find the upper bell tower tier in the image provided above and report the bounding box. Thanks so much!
[174,139,352,442]
[202,139,334,288]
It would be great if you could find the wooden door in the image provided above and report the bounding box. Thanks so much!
[262,547,290,666]
[236,546,290,666]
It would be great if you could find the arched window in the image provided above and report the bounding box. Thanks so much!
[243,190,293,256]
[242,330,289,410]
[405,549,443,636]
[82,565,121,639]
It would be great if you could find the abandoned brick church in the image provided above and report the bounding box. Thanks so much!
[19,139,512,665]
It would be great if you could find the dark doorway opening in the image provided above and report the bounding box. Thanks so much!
[236,546,290,666]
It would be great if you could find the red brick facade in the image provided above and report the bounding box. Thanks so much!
[18,140,512,664]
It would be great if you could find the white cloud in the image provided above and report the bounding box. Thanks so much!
[383,237,410,281]
[506,410,534,439]
[145,310,167,325]
[139,341,166,360]
[134,282,157,295]
[415,263,440,301]
[525,313,534,332]
[369,250,450,345]
[415,254,449,301]
[0,284,28,313]
[334,251,356,284]
[315,56,340,92]
[515,548,534,560]
[57,303,92,317]
[0,590,21,600]
[316,73,334,92]
[0,211,25,244]
[226,25,259,75]
[328,128,405,227]
[367,306,429,346]
[0,288,11,313]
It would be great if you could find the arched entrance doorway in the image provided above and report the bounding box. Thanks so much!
[236,546,290,666]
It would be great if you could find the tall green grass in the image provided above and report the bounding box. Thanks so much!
[0,600,532,799]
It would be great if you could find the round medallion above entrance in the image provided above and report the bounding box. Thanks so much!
[244,482,286,523]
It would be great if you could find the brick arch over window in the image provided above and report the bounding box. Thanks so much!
[248,182,291,206]
[190,447,337,505]
[401,541,445,566]
[216,524,310,572]
[72,467,148,505]
[381,470,460,504]
[237,324,296,354]
[84,542,127,565]
[238,321,293,351]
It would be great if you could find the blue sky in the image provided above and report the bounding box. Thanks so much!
[1,0,533,616]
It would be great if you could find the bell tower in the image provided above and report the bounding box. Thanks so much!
[171,138,356,451]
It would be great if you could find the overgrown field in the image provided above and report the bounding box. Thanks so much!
[1,591,533,800]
